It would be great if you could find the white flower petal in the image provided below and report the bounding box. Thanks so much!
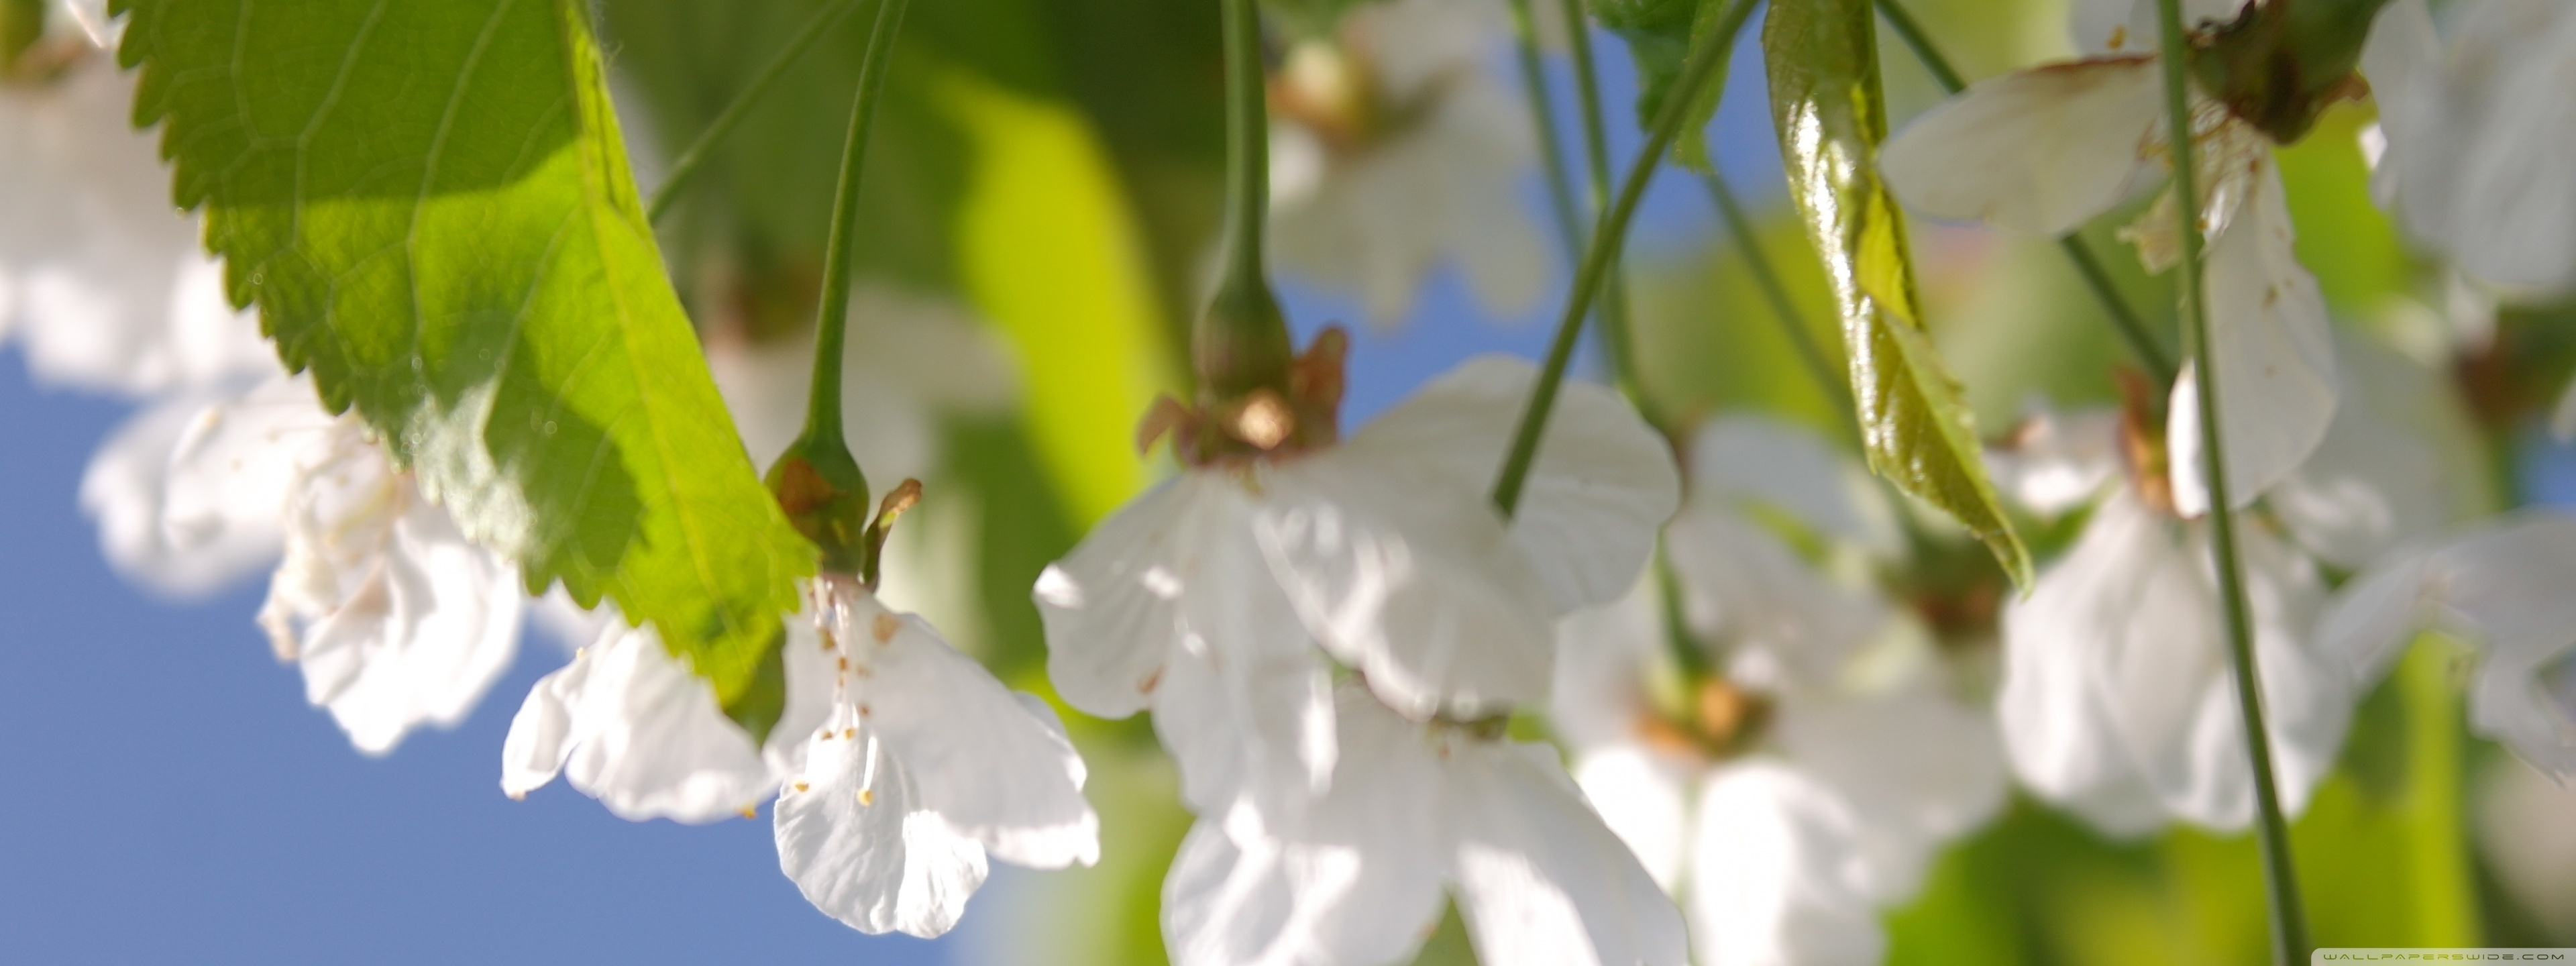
[1664,510,1885,690]
[1879,57,2165,237]
[78,393,275,596]
[1166,532,1340,814]
[775,724,991,938]
[1038,476,1211,720]
[297,498,524,755]
[1570,746,1695,893]
[2358,515,2576,777]
[1984,404,2125,517]
[2167,166,2339,516]
[2313,546,2440,688]
[1688,762,1882,966]
[1772,684,2006,902]
[0,60,270,395]
[499,625,783,823]
[2006,489,2345,833]
[1448,741,1692,966]
[1164,694,1447,966]
[2267,339,2448,568]
[2382,0,2576,292]
[1549,578,1667,752]
[1258,453,1559,718]
[1338,355,1680,614]
[855,604,1099,869]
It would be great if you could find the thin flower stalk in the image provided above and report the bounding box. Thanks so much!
[2153,0,2311,960]
[1491,0,1758,518]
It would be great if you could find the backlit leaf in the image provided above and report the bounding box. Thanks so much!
[117,0,814,728]
[1760,0,2029,585]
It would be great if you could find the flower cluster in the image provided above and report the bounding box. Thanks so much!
[22,0,2576,959]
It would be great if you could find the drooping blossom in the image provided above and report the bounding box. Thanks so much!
[0,35,269,396]
[1555,417,2004,966]
[1984,345,2447,834]
[83,371,524,755]
[1037,345,1682,961]
[2317,513,2576,780]
[506,576,1097,937]
[775,574,1098,938]
[1266,0,1550,325]
[1876,0,2425,512]
[2363,0,2576,297]
[502,616,823,823]
[1037,347,1679,817]
[1166,686,1689,966]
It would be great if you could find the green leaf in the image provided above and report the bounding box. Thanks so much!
[1594,0,1728,170]
[1760,0,2030,586]
[117,0,816,722]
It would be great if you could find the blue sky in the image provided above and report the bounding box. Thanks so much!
[0,27,1778,966]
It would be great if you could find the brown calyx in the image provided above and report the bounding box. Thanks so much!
[2115,368,2180,517]
[1635,676,1775,763]
[1144,326,1350,467]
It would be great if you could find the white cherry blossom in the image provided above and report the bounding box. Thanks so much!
[1163,686,1689,966]
[1988,370,2443,835]
[1877,0,2387,511]
[1036,354,1678,818]
[2365,0,2576,296]
[774,576,1098,938]
[502,616,824,823]
[1556,417,2004,966]
[2317,514,2576,780]
[82,370,525,755]
[0,46,270,396]
[1267,0,1550,325]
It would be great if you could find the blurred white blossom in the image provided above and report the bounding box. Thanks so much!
[1038,355,1677,816]
[1876,0,2430,511]
[1988,362,2443,834]
[1266,0,1550,325]
[0,50,269,396]
[2365,0,2576,296]
[83,371,524,755]
[1166,686,1689,966]
[1038,353,1681,961]
[1555,417,2003,966]
[2319,514,2576,781]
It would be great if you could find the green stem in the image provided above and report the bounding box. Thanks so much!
[2059,235,2179,384]
[1489,0,1756,517]
[2152,1,2308,961]
[645,0,869,224]
[803,0,911,461]
[1218,0,1268,301]
[1872,0,2176,383]
[1505,0,1585,264]
[1195,0,1293,405]
[1555,0,1644,410]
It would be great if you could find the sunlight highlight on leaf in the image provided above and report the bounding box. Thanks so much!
[1761,0,2030,586]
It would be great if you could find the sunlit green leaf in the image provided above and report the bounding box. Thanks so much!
[117,0,814,726]
[1760,0,2029,585]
